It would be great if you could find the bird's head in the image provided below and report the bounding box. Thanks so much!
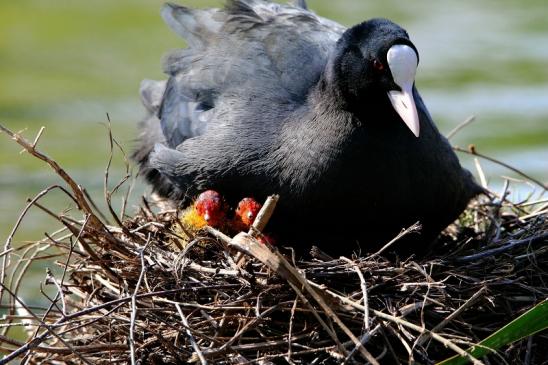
[329,18,421,137]
[194,190,227,228]
[234,197,262,229]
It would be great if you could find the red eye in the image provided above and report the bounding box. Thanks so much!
[372,59,384,71]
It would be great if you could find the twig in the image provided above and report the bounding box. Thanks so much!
[518,197,548,208]
[341,257,369,331]
[0,248,13,259]
[524,335,534,365]
[446,115,476,140]
[217,303,286,351]
[250,194,279,234]
[1,185,71,309]
[286,296,299,362]
[474,158,488,189]
[228,232,380,365]
[175,303,207,365]
[378,325,402,365]
[415,286,487,346]
[0,283,93,365]
[307,279,483,364]
[120,176,135,221]
[45,269,67,316]
[372,310,484,365]
[368,222,422,257]
[0,335,127,355]
[0,285,238,364]
[236,345,341,364]
[455,232,548,262]
[454,145,547,191]
[519,208,548,221]
[286,281,347,357]
[31,126,45,148]
[194,333,313,358]
[129,235,151,365]
[342,324,383,365]
[0,124,107,229]
[3,240,52,337]
[42,226,79,310]
[386,323,413,358]
[103,115,132,231]
[82,187,111,224]
[206,226,232,243]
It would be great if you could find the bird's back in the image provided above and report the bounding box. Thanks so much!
[159,0,344,147]
[135,0,346,201]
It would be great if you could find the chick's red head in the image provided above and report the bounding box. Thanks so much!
[194,190,226,228]
[235,197,262,229]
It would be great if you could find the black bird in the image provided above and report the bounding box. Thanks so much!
[133,0,482,252]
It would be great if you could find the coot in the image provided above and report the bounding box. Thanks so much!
[133,0,482,251]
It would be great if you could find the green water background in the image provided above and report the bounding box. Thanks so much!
[1,0,547,304]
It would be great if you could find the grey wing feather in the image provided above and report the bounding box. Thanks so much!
[159,0,345,136]
[159,76,212,148]
[161,3,224,48]
[140,79,166,114]
[293,0,308,10]
[138,0,346,201]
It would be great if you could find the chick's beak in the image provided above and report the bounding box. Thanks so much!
[386,44,420,137]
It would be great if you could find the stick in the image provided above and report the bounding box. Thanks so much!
[341,257,369,331]
[368,222,421,257]
[228,232,380,365]
[0,285,238,364]
[129,236,151,365]
[0,124,107,228]
[454,145,547,191]
[455,232,548,262]
[446,116,476,140]
[0,283,93,365]
[250,194,279,234]
[415,286,487,346]
[45,269,66,316]
[175,303,207,365]
[372,310,484,365]
[307,280,483,365]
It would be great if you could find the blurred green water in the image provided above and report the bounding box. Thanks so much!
[0,0,547,304]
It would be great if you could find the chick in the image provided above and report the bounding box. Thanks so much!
[233,197,276,245]
[180,193,275,245]
[233,197,262,231]
[194,190,227,228]
[180,190,227,231]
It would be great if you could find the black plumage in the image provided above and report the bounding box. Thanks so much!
[133,0,482,252]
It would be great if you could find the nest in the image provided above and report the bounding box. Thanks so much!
[0,124,547,364]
